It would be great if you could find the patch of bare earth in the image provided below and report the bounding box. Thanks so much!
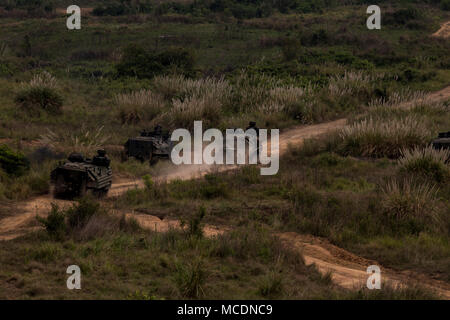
[432,21,450,39]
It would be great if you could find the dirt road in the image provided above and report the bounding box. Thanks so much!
[0,87,449,297]
[432,21,450,38]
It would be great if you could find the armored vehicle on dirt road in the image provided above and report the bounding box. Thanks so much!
[122,126,173,165]
[51,150,112,198]
[432,132,450,150]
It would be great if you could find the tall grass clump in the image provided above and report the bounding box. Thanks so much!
[398,146,450,183]
[338,116,431,158]
[368,88,426,109]
[167,92,223,129]
[152,75,231,101]
[38,126,109,155]
[368,89,448,119]
[327,71,382,99]
[114,89,165,124]
[174,259,206,298]
[15,71,63,115]
[381,179,439,230]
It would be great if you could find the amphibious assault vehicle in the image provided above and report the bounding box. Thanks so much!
[122,126,173,165]
[51,150,112,198]
[223,122,261,162]
[432,132,450,150]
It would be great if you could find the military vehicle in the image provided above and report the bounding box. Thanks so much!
[122,126,173,165]
[432,131,450,150]
[51,150,112,198]
[223,122,260,163]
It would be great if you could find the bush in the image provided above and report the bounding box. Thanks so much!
[36,204,66,240]
[116,45,163,79]
[185,206,205,238]
[381,179,438,226]
[398,146,450,183]
[67,197,102,229]
[116,45,195,79]
[442,0,450,11]
[0,145,30,176]
[15,72,63,115]
[258,271,284,297]
[174,259,205,298]
[15,87,63,115]
[114,89,165,124]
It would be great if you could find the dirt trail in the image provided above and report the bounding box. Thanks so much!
[278,233,450,299]
[428,84,450,101]
[432,21,450,38]
[1,87,449,296]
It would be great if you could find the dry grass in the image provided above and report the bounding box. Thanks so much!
[268,86,308,106]
[152,75,231,101]
[398,146,450,182]
[167,92,223,129]
[399,146,450,166]
[38,126,109,155]
[25,71,59,90]
[327,71,383,97]
[381,178,438,222]
[339,116,431,158]
[114,89,166,124]
[368,88,427,109]
[367,88,449,123]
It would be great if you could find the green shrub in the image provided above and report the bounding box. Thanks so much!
[381,179,438,228]
[15,87,63,115]
[36,204,67,240]
[0,145,30,176]
[200,174,229,199]
[67,197,102,229]
[182,206,206,238]
[116,45,195,79]
[116,44,163,79]
[442,0,450,11]
[174,259,206,298]
[258,271,284,297]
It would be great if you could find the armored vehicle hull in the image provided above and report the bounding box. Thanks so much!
[51,153,112,198]
[123,134,173,165]
[432,132,450,150]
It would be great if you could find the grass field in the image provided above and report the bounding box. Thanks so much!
[0,0,449,299]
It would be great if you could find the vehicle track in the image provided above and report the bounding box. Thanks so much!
[0,87,449,297]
